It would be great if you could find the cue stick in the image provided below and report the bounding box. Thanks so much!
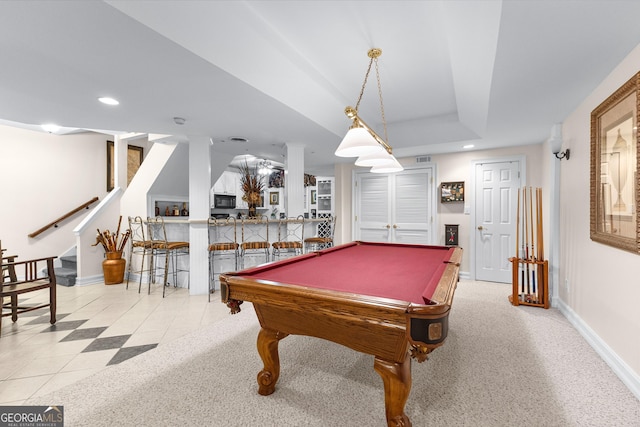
[516,187,521,297]
[537,187,544,260]
[518,187,527,301]
[529,187,536,297]
[524,187,530,296]
[537,187,544,303]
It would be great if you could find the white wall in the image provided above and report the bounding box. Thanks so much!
[0,125,110,260]
[560,43,640,385]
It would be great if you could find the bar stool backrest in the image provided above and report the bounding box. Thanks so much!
[241,215,269,245]
[146,216,169,249]
[208,217,238,249]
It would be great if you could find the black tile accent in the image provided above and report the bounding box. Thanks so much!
[26,313,69,325]
[82,335,131,352]
[42,320,88,332]
[60,327,108,342]
[107,344,158,365]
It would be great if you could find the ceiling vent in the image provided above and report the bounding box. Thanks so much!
[416,156,431,163]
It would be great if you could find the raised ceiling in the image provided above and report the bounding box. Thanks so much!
[2,1,640,175]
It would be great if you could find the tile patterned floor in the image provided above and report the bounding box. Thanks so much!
[0,281,229,405]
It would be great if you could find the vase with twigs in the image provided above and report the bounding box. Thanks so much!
[93,215,131,284]
[239,160,264,218]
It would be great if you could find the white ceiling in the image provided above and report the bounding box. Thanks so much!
[2,1,640,175]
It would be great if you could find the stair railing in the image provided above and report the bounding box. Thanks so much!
[28,197,100,238]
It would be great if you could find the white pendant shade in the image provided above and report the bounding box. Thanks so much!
[370,155,403,173]
[335,127,383,157]
[355,149,396,167]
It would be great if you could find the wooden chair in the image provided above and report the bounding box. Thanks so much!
[147,216,190,297]
[304,214,336,252]
[207,217,239,301]
[1,248,17,283]
[272,215,305,260]
[1,241,57,336]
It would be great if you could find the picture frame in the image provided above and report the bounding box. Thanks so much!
[107,141,144,191]
[590,71,639,253]
[311,189,317,205]
[269,191,279,205]
[445,224,459,246]
[440,181,464,203]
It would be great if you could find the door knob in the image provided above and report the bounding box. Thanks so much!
[386,224,391,229]
[477,226,483,230]
[393,224,398,229]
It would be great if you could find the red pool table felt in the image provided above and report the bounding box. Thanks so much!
[235,241,456,305]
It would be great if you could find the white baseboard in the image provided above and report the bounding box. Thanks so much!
[74,274,104,286]
[557,298,640,401]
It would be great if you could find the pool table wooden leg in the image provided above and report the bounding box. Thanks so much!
[374,353,412,427]
[256,327,289,396]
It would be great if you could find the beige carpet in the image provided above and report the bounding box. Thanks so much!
[26,280,640,426]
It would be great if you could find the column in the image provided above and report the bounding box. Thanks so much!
[114,135,127,190]
[285,143,305,218]
[188,136,212,296]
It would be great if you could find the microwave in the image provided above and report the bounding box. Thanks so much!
[214,194,236,209]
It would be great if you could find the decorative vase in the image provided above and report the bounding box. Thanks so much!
[103,251,126,285]
[248,204,257,218]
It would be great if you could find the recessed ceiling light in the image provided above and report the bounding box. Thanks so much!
[229,136,249,143]
[41,124,60,133]
[463,144,474,149]
[98,97,119,105]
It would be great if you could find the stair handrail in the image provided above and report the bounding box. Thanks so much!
[28,197,100,238]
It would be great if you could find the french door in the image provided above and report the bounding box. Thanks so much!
[354,167,435,244]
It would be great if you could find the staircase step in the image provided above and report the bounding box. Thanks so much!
[54,267,76,287]
[60,255,77,270]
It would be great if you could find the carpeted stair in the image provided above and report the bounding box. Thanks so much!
[55,255,77,286]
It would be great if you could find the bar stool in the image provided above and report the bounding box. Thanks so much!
[304,214,336,252]
[272,215,304,260]
[240,215,270,268]
[147,216,190,297]
[207,217,239,302]
[126,216,153,293]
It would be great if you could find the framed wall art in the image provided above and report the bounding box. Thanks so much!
[590,71,639,253]
[269,191,279,205]
[107,141,144,191]
[440,181,464,203]
[445,224,459,246]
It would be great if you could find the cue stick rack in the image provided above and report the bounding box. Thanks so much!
[509,187,549,309]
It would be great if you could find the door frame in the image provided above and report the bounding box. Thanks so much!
[351,163,438,244]
[469,155,526,281]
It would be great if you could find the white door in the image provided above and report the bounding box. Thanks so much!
[355,167,434,244]
[474,161,521,283]
[392,168,433,243]
[356,174,391,242]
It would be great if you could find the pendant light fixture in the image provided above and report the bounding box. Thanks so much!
[334,48,403,173]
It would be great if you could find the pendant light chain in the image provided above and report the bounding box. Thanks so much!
[374,56,389,145]
[354,56,375,113]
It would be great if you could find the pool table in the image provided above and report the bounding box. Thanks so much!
[220,241,462,427]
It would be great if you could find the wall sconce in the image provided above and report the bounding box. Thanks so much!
[554,149,570,160]
[335,48,403,173]
[549,123,570,160]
